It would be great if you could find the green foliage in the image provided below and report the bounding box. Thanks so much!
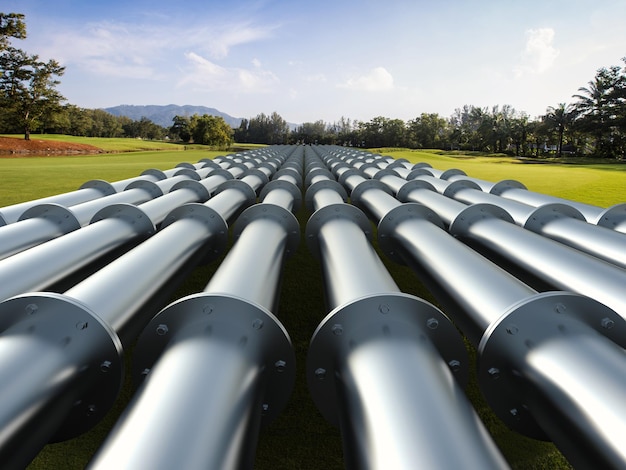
[0,13,66,140]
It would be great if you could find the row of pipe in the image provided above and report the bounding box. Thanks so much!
[312,146,626,468]
[0,147,297,468]
[0,144,625,468]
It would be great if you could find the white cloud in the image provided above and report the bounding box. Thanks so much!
[178,52,279,93]
[514,28,559,77]
[198,22,277,59]
[339,67,394,91]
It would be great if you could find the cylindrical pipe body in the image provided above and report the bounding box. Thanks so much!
[319,217,400,308]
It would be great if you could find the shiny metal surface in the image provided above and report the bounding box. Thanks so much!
[89,150,298,469]
[305,148,507,469]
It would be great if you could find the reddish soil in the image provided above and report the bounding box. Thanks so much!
[0,136,103,157]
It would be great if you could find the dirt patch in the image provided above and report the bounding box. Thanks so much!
[0,136,103,157]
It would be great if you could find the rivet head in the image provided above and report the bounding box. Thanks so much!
[140,368,150,377]
[601,317,615,330]
[25,303,38,315]
[156,324,169,335]
[274,360,287,372]
[426,318,439,330]
[76,321,88,330]
[261,403,269,415]
[487,367,501,379]
[331,324,343,336]
[448,360,461,372]
[100,361,112,372]
[554,303,567,314]
[506,324,519,335]
[378,304,390,314]
[252,319,264,330]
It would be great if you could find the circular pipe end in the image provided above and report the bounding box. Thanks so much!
[125,179,164,198]
[79,179,117,196]
[350,179,392,210]
[133,293,295,427]
[396,179,437,202]
[595,203,626,230]
[304,180,348,212]
[305,204,372,259]
[522,203,585,232]
[0,292,124,441]
[234,203,300,258]
[489,179,527,195]
[477,291,626,439]
[140,168,168,181]
[90,203,157,236]
[259,179,303,213]
[169,179,211,202]
[307,293,468,425]
[378,203,443,265]
[449,203,515,236]
[18,203,81,233]
[442,180,482,198]
[161,203,229,263]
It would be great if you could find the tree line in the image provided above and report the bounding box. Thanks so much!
[2,12,625,158]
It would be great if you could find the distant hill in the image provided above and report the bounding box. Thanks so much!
[103,104,244,128]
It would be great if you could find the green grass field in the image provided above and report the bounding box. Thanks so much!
[1,138,624,469]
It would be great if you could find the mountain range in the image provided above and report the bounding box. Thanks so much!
[103,104,244,128]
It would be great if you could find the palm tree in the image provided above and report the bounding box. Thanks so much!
[545,103,574,157]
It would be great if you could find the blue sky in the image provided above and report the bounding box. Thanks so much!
[4,0,626,124]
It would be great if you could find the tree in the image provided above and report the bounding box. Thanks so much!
[0,13,65,139]
[170,115,193,142]
[544,103,575,157]
[191,114,233,147]
[572,60,626,158]
[0,13,26,50]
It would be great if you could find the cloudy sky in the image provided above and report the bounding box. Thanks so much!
[4,0,626,124]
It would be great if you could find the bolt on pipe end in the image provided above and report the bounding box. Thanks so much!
[377,203,443,265]
[18,203,81,233]
[477,291,626,439]
[133,293,295,427]
[307,293,468,425]
[305,204,372,260]
[0,292,124,442]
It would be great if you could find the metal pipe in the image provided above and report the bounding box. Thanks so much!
[485,177,626,231]
[88,151,299,470]
[338,155,626,468]
[394,180,626,321]
[0,153,269,467]
[304,150,508,469]
[0,179,116,226]
[441,181,626,270]
[0,171,233,303]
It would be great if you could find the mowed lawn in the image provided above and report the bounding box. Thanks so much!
[0,141,624,469]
